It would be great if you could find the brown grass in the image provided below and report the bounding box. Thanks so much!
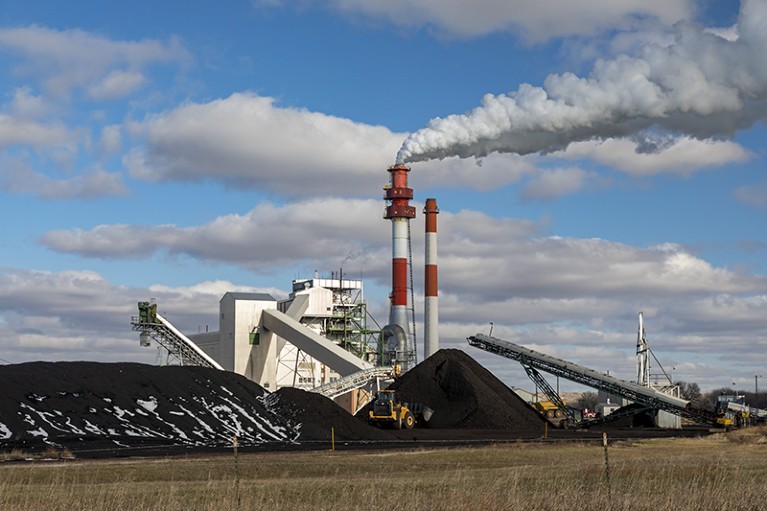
[1,433,765,510]
[0,446,74,462]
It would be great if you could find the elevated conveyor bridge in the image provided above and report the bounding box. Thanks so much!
[467,333,716,425]
[131,302,224,370]
[310,367,394,400]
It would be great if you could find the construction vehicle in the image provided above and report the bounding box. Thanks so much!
[368,390,431,429]
[714,394,760,428]
[533,400,565,419]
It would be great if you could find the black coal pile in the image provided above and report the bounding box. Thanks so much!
[0,362,297,454]
[358,349,546,434]
[265,387,394,442]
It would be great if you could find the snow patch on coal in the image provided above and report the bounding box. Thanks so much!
[265,387,394,442]
[360,349,547,433]
[0,362,298,453]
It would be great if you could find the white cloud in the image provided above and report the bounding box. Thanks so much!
[259,0,692,41]
[705,25,739,42]
[6,87,53,118]
[449,238,764,302]
[521,167,594,200]
[556,136,751,176]
[87,69,147,101]
[148,280,288,303]
[40,198,392,270]
[125,93,405,197]
[125,94,555,197]
[0,161,128,200]
[0,113,74,150]
[40,197,766,305]
[0,25,189,99]
[99,124,122,155]
[734,180,767,208]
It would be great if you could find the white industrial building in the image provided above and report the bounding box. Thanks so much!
[190,292,278,387]
[274,275,378,390]
[137,274,383,411]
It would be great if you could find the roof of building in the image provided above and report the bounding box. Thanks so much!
[220,292,276,302]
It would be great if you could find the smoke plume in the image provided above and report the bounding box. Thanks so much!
[397,0,767,164]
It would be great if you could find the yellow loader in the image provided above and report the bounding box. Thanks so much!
[367,390,419,429]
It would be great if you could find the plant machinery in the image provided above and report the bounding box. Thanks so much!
[367,390,431,429]
[533,401,566,420]
[714,394,764,428]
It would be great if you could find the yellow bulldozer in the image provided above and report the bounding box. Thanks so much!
[368,390,431,429]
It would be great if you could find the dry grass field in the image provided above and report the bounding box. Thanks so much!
[1,428,766,511]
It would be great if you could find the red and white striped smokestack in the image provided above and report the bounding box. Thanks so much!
[424,198,439,359]
[384,164,416,369]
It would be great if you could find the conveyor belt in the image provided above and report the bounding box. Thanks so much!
[131,305,224,370]
[468,333,716,425]
[310,367,393,400]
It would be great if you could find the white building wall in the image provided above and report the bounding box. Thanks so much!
[188,331,221,363]
[298,286,334,317]
[652,384,682,429]
[220,293,278,390]
[597,389,630,408]
[656,410,682,429]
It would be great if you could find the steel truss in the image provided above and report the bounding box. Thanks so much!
[523,365,575,424]
[131,302,223,370]
[467,334,716,425]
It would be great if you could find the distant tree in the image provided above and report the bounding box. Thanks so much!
[739,391,766,410]
[748,391,767,410]
[575,392,598,411]
[676,381,702,406]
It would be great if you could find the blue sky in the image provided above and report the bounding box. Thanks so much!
[1,0,765,394]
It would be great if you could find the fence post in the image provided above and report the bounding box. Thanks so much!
[602,432,611,501]
[233,434,241,510]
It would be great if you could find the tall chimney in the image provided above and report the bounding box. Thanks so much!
[424,198,439,359]
[384,164,416,370]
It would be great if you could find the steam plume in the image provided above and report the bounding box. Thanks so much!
[397,0,767,164]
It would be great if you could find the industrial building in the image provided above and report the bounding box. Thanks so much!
[132,164,435,413]
[132,163,717,430]
[185,274,380,393]
[275,273,379,389]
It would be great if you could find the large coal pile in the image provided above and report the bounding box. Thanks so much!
[265,387,394,442]
[0,362,297,454]
[359,349,546,434]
